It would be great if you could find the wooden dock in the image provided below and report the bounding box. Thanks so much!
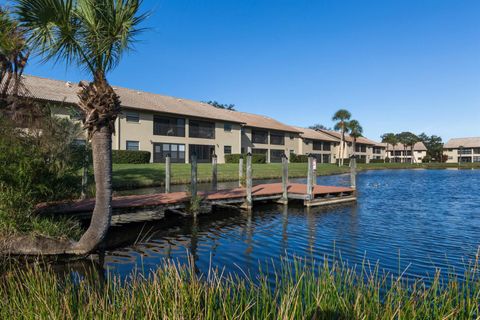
[36,183,356,217]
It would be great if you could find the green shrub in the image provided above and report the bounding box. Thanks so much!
[112,150,151,164]
[369,159,385,163]
[290,153,308,163]
[225,153,266,164]
[0,115,82,238]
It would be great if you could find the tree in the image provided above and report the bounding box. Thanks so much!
[332,109,351,166]
[204,100,236,111]
[347,120,363,159]
[397,132,418,163]
[381,133,398,163]
[308,123,331,131]
[15,0,147,255]
[418,133,443,162]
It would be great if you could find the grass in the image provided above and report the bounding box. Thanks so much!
[112,162,480,190]
[1,255,479,319]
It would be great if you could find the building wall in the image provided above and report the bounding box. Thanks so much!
[444,148,480,163]
[241,128,301,162]
[387,150,427,163]
[298,139,338,164]
[114,108,241,163]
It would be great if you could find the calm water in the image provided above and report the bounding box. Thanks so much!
[99,169,480,280]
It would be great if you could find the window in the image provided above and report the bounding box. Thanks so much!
[154,115,185,137]
[474,156,480,162]
[373,147,382,154]
[323,142,331,151]
[313,141,323,151]
[270,132,285,145]
[355,144,367,153]
[322,154,331,164]
[458,149,472,155]
[126,111,140,122]
[126,140,139,151]
[224,123,232,132]
[153,143,185,163]
[189,120,215,139]
[252,148,268,156]
[224,145,232,154]
[252,129,268,144]
[290,134,295,140]
[270,149,284,163]
[473,148,480,154]
[189,144,215,163]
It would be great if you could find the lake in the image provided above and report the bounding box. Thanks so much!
[94,169,480,281]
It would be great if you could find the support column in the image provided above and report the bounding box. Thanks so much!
[279,153,289,204]
[212,153,218,191]
[165,154,171,193]
[239,156,244,187]
[190,153,198,216]
[350,156,357,189]
[243,152,253,210]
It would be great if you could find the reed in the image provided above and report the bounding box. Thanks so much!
[1,255,479,319]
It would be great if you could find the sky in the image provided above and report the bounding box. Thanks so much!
[6,0,480,141]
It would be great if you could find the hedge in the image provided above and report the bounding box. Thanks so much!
[336,157,367,166]
[112,150,151,164]
[290,154,308,163]
[225,153,267,164]
[369,159,386,163]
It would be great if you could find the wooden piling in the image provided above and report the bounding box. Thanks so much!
[191,153,198,214]
[212,153,218,191]
[165,154,171,193]
[311,157,317,186]
[239,156,244,187]
[350,156,357,189]
[243,152,253,210]
[306,155,314,201]
[279,153,289,204]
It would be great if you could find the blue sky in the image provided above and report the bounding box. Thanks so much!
[9,0,480,141]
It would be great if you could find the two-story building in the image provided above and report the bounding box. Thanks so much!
[443,137,480,163]
[316,129,380,163]
[383,142,428,163]
[293,127,339,163]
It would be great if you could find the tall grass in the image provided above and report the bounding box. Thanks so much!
[1,255,479,319]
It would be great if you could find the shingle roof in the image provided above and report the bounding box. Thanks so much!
[318,129,379,145]
[444,137,480,149]
[21,75,301,132]
[292,127,339,142]
[379,142,427,151]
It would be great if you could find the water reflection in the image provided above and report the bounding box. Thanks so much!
[58,170,480,283]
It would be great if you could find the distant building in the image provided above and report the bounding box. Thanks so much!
[293,127,339,163]
[443,137,480,163]
[381,142,427,163]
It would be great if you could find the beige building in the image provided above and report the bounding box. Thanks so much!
[383,142,427,163]
[316,129,382,163]
[443,137,480,163]
[21,75,302,164]
[293,127,339,163]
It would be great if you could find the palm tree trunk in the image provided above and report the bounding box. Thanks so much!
[71,126,112,253]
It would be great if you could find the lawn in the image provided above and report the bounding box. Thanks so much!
[111,161,480,190]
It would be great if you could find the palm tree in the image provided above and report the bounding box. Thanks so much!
[405,132,420,164]
[16,0,147,254]
[347,120,363,159]
[381,133,397,163]
[332,109,351,166]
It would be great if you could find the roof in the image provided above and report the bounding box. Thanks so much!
[379,142,427,151]
[16,75,293,132]
[444,137,480,149]
[292,127,339,142]
[318,129,378,145]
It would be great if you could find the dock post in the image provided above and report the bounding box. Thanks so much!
[239,156,244,187]
[191,153,198,215]
[212,153,218,191]
[243,152,253,210]
[311,157,317,186]
[306,154,314,201]
[165,154,171,193]
[279,153,289,204]
[350,156,357,189]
